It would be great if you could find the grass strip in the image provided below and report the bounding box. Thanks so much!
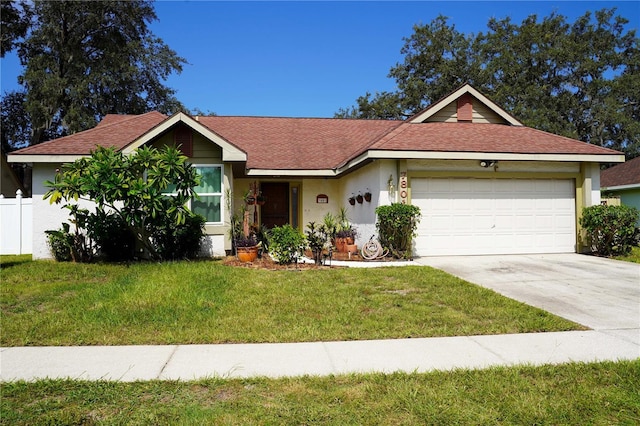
[1,360,638,425]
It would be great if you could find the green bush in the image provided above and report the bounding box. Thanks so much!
[268,224,306,264]
[580,204,639,257]
[375,203,421,259]
[87,210,136,261]
[45,223,74,262]
[306,222,330,265]
[151,212,206,260]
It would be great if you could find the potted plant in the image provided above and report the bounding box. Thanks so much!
[256,193,266,206]
[335,226,358,252]
[356,193,364,204]
[348,194,356,205]
[228,192,260,262]
[333,208,357,252]
[235,233,259,262]
[364,190,372,202]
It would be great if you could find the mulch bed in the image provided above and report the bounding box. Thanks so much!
[222,249,403,270]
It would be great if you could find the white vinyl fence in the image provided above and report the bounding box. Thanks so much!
[0,190,32,255]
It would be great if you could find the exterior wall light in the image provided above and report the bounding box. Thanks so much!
[479,160,498,168]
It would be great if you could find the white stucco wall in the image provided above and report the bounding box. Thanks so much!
[31,163,97,259]
[301,178,341,225]
[339,160,397,246]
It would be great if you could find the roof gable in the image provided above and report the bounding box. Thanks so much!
[408,83,522,126]
[122,112,247,162]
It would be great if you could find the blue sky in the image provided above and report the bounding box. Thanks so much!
[1,1,638,117]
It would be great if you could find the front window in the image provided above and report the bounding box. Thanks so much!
[191,165,223,224]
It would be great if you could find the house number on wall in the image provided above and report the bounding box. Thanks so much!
[399,172,408,204]
[316,194,329,204]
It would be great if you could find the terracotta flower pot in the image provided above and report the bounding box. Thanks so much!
[348,197,356,205]
[335,237,354,253]
[364,192,372,202]
[346,244,357,254]
[237,246,258,262]
[356,194,363,204]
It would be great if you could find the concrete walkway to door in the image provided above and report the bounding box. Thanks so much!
[416,253,640,331]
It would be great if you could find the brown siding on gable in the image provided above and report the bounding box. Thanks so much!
[174,124,193,157]
[456,94,473,122]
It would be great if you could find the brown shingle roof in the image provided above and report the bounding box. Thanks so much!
[13,111,167,155]
[601,156,640,188]
[11,112,621,169]
[197,116,400,170]
[370,122,621,155]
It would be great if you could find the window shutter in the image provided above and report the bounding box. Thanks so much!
[174,125,193,157]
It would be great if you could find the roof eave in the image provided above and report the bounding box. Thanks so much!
[366,150,625,163]
[6,153,88,163]
[601,183,640,191]
[245,168,338,177]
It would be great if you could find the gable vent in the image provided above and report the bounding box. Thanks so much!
[174,124,193,157]
[457,94,473,122]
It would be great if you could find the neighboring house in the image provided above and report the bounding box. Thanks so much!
[600,156,640,219]
[7,84,624,259]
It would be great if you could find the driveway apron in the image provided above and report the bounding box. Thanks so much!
[416,253,640,331]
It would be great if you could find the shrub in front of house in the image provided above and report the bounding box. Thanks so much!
[375,203,421,259]
[306,221,331,265]
[580,204,639,257]
[268,224,306,264]
[87,210,136,261]
[45,223,75,262]
[151,212,206,260]
[44,145,203,262]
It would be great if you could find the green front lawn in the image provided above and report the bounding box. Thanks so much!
[1,256,584,346]
[2,360,638,425]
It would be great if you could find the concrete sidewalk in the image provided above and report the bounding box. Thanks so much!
[2,329,638,382]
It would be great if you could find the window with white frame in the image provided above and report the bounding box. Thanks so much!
[162,164,223,224]
[191,165,223,224]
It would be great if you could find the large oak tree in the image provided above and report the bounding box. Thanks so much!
[336,9,639,158]
[1,0,186,148]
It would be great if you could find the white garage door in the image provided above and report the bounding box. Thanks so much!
[412,178,576,256]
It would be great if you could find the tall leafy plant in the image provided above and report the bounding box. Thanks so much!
[375,203,421,259]
[44,145,204,261]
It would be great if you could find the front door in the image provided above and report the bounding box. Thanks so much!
[261,182,289,228]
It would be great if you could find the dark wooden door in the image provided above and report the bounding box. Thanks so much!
[260,182,289,228]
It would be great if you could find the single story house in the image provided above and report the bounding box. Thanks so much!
[600,156,640,220]
[8,84,624,259]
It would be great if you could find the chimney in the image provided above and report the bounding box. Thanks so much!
[457,94,473,122]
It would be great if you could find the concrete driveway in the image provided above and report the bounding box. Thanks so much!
[417,254,640,331]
